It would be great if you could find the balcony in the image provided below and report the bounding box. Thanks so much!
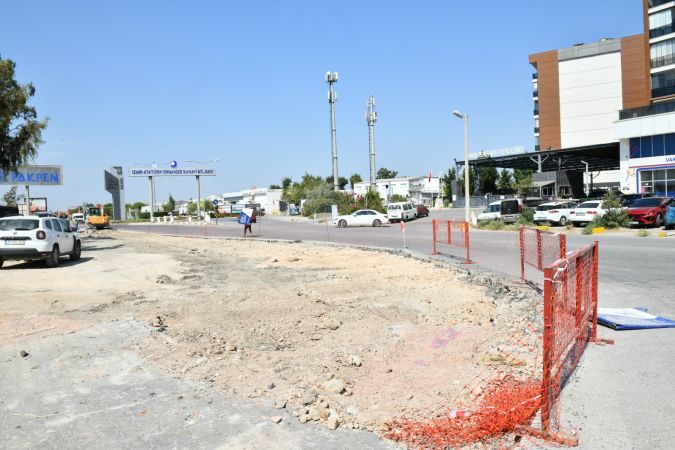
[652,84,675,98]
[533,108,539,115]
[534,127,540,134]
[652,53,675,68]
[532,73,538,80]
[649,0,674,8]
[619,99,675,119]
[650,23,675,39]
[533,89,539,97]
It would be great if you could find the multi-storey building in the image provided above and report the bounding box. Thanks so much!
[526,0,675,197]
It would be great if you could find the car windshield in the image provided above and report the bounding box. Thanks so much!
[577,202,600,209]
[536,205,555,211]
[630,198,662,207]
[0,218,40,231]
[388,205,401,210]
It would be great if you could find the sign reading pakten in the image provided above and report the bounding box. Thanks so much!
[128,168,217,177]
[0,165,63,185]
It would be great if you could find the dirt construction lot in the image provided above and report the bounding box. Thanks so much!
[0,230,542,447]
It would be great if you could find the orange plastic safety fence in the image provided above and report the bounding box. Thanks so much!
[386,377,541,449]
[540,241,598,442]
[432,219,472,263]
[519,227,566,282]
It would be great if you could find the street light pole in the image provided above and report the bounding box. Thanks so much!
[453,110,471,223]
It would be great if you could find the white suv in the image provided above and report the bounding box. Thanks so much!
[533,201,578,226]
[0,216,81,268]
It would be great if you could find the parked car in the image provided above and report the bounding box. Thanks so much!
[500,198,545,224]
[478,201,501,222]
[533,201,578,226]
[71,213,85,224]
[333,209,389,228]
[0,216,81,268]
[626,197,673,227]
[415,204,429,218]
[620,192,653,207]
[570,201,606,227]
[664,204,675,230]
[386,202,416,222]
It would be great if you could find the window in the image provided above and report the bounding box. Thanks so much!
[651,38,675,67]
[667,134,675,155]
[542,186,554,196]
[639,169,675,196]
[44,220,52,230]
[649,10,672,31]
[630,138,641,158]
[653,134,666,156]
[52,219,62,232]
[59,219,71,232]
[642,136,654,157]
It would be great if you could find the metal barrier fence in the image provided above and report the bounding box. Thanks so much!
[432,219,473,264]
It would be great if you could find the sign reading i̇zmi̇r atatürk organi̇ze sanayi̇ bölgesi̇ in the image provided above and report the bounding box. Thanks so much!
[0,166,63,185]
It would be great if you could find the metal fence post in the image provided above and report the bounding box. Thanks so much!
[519,226,526,281]
[592,241,599,341]
[541,265,554,435]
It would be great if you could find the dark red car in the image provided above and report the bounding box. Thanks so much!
[415,204,429,218]
[627,197,673,227]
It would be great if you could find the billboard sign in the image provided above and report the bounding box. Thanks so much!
[0,165,63,185]
[128,168,216,177]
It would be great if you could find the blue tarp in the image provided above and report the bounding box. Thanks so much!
[597,307,675,330]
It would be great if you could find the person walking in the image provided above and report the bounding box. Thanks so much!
[244,210,257,237]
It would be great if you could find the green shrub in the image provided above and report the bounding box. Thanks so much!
[483,219,506,230]
[582,223,594,235]
[636,229,649,238]
[596,192,629,229]
[516,207,535,226]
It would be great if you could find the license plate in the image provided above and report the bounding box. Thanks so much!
[577,213,585,216]
[5,240,24,246]
[630,221,639,225]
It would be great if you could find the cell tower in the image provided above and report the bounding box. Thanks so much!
[365,96,377,190]
[325,72,339,191]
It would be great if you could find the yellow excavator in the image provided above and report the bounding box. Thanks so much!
[87,205,109,230]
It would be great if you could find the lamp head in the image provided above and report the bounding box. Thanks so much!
[452,110,465,119]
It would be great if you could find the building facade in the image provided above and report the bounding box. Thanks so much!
[528,0,675,197]
[353,176,440,205]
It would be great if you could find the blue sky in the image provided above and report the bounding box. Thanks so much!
[1,0,641,209]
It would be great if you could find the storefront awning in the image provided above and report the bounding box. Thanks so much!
[531,180,555,188]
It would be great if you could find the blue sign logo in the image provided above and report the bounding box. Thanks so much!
[213,199,219,206]
[169,160,178,168]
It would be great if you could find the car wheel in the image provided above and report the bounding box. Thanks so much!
[338,219,347,228]
[70,241,81,261]
[666,223,674,230]
[655,214,663,228]
[373,219,382,227]
[45,245,60,268]
[559,216,567,226]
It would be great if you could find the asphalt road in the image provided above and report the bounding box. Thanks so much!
[116,211,675,449]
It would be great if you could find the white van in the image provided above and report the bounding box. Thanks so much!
[478,201,501,222]
[387,202,416,222]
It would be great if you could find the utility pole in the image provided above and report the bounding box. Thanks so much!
[326,72,339,191]
[366,96,377,191]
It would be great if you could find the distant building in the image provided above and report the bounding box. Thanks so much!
[354,176,440,205]
[217,188,283,214]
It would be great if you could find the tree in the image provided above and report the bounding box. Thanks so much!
[103,203,113,216]
[0,58,49,173]
[2,186,17,206]
[130,201,146,210]
[377,167,398,179]
[513,170,533,198]
[478,166,498,194]
[324,175,349,190]
[269,184,281,189]
[441,168,456,199]
[497,169,514,194]
[349,173,362,189]
[390,194,407,202]
[164,194,176,212]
